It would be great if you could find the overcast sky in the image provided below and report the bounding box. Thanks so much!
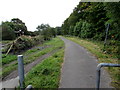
[0,0,80,31]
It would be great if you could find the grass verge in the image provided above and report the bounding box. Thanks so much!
[2,54,17,65]
[1,37,64,78]
[65,36,120,88]
[25,48,64,88]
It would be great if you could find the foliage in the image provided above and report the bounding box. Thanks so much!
[73,21,82,36]
[61,2,120,41]
[25,49,64,88]
[81,21,94,38]
[61,18,69,35]
[55,27,62,35]
[11,18,28,35]
[36,24,56,40]
[2,18,29,40]
[2,21,16,40]
[68,26,74,36]
[104,2,120,40]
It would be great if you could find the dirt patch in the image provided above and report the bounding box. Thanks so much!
[2,47,63,81]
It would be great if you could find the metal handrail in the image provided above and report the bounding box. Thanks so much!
[26,85,33,90]
[25,63,120,89]
[96,63,120,90]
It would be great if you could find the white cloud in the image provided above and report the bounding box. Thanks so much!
[0,0,80,31]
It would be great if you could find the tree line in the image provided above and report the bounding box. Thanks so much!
[1,2,120,44]
[61,2,120,41]
[1,18,62,40]
[1,18,30,40]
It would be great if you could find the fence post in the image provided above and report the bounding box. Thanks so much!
[104,24,110,47]
[18,55,25,89]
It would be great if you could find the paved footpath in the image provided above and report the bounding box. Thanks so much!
[59,37,112,88]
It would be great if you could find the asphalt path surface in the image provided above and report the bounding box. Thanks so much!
[59,37,112,88]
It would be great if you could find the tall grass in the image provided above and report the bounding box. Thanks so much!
[25,49,64,88]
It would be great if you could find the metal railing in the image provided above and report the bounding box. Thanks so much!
[26,85,33,90]
[96,63,120,90]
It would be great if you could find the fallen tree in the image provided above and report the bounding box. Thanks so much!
[2,35,44,55]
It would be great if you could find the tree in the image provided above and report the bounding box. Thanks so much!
[73,20,82,37]
[36,24,56,40]
[11,18,28,35]
[55,27,62,35]
[36,24,50,31]
[61,2,108,40]
[1,18,29,40]
[69,26,74,36]
[2,21,16,40]
[81,21,94,38]
[50,28,56,38]
[61,18,69,35]
[104,2,120,40]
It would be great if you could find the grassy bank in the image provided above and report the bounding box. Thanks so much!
[2,54,17,65]
[2,37,64,78]
[65,36,120,88]
[25,48,64,88]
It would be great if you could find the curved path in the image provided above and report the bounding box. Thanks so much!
[59,37,112,88]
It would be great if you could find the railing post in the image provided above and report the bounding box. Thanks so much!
[18,55,25,89]
[96,69,101,90]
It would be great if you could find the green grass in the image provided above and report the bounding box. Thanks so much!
[23,48,52,64]
[25,48,40,54]
[2,48,40,66]
[65,36,120,88]
[1,37,64,78]
[2,63,17,78]
[23,37,64,64]
[2,54,17,65]
[25,49,64,88]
